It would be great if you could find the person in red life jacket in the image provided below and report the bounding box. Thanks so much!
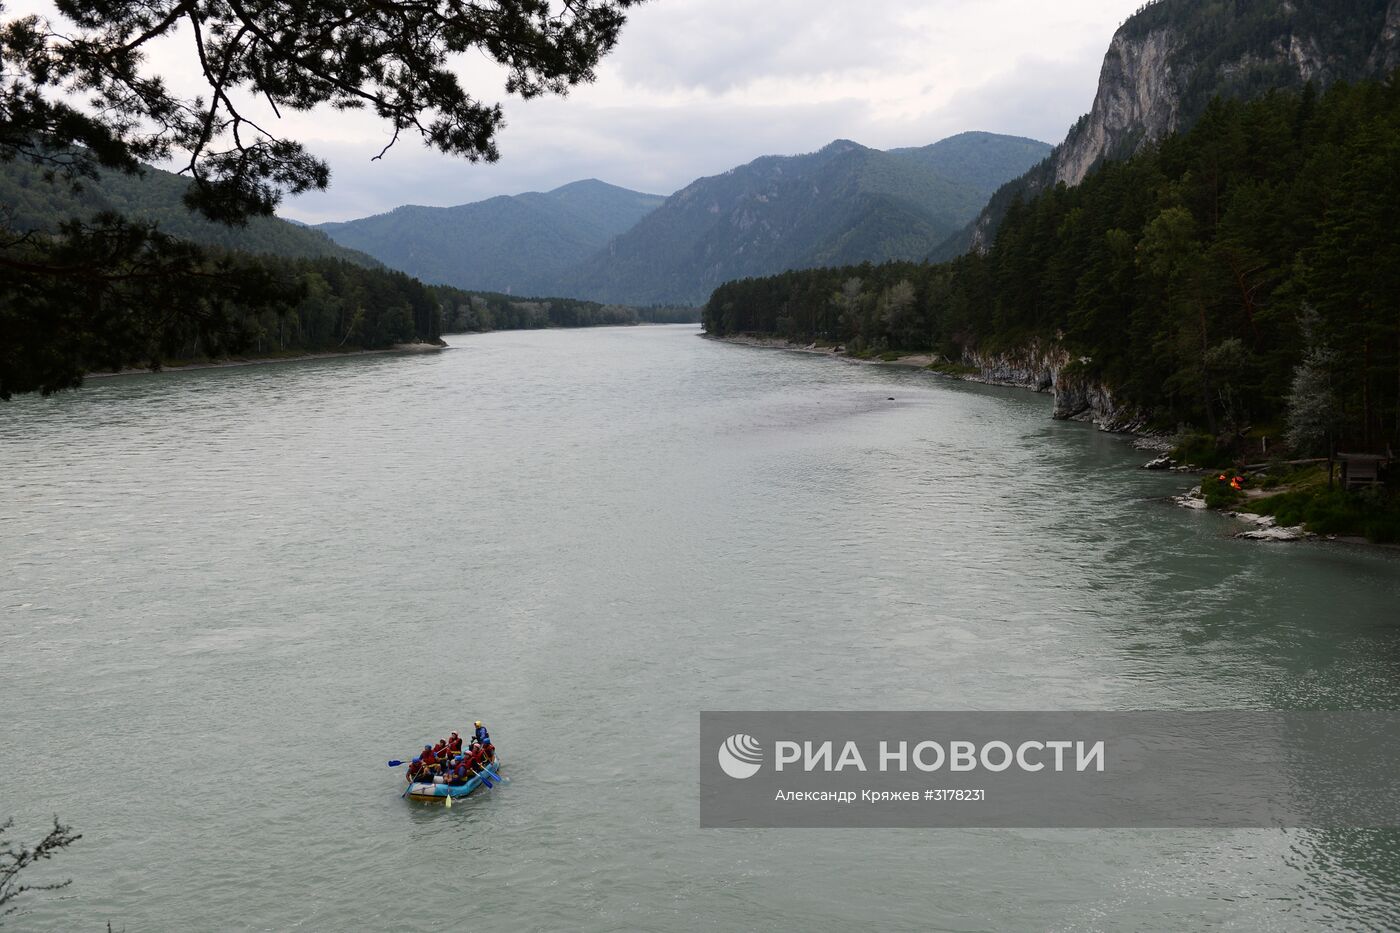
[447,732,463,755]
[445,755,470,786]
[432,737,449,759]
[465,742,484,774]
[481,739,496,763]
[408,757,437,783]
[420,744,438,769]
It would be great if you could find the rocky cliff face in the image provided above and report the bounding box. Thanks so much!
[1053,28,1182,186]
[959,344,1145,433]
[1058,0,1400,188]
[1374,0,1400,71]
[960,0,1400,253]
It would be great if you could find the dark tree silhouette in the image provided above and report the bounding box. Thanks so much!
[0,817,82,919]
[0,0,644,397]
[1,0,642,222]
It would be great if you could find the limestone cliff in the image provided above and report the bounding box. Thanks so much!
[1373,0,1400,72]
[1053,28,1182,187]
[958,344,1146,434]
[942,0,1400,257]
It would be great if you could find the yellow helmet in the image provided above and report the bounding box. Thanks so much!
[474,721,482,727]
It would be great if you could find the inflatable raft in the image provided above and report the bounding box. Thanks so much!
[404,758,503,802]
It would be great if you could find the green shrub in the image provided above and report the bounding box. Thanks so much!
[927,361,979,376]
[1363,514,1400,543]
[1060,357,1094,380]
[1202,474,1243,509]
[1250,485,1400,541]
[1172,432,1232,469]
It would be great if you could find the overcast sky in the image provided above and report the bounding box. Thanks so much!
[15,0,1145,223]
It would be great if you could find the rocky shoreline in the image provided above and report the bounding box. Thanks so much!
[1170,485,1310,541]
[705,333,1322,544]
[707,333,1150,433]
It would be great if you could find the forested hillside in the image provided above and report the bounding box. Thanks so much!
[886,133,1055,193]
[435,286,697,332]
[933,0,1400,259]
[705,78,1400,454]
[1,165,690,397]
[556,133,1051,306]
[0,157,381,267]
[317,180,664,295]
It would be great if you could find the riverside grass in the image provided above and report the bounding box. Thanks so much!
[1201,467,1400,543]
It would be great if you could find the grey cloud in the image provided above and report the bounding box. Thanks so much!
[610,0,933,94]
[277,2,1133,222]
[914,47,1110,146]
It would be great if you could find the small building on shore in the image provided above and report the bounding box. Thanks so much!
[1337,452,1392,490]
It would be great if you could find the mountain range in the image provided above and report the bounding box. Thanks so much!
[555,132,1050,306]
[315,180,664,297]
[315,132,1050,306]
[25,0,1380,314]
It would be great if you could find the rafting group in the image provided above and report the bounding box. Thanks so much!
[406,720,496,786]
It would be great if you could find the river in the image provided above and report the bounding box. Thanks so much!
[3,324,1399,930]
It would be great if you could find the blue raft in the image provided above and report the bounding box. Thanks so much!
[404,758,503,802]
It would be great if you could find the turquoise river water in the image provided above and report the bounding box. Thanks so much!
[2,324,1399,931]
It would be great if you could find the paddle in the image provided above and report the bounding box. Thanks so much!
[389,748,448,768]
[387,754,440,768]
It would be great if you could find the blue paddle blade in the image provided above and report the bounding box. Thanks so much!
[388,760,404,767]
[478,772,494,788]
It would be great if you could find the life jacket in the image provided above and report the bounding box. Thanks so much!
[447,735,462,753]
[421,747,437,765]
[482,741,495,760]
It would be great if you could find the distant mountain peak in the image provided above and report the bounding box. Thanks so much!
[819,138,866,154]
[554,132,1051,306]
[316,179,664,295]
[549,177,662,198]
